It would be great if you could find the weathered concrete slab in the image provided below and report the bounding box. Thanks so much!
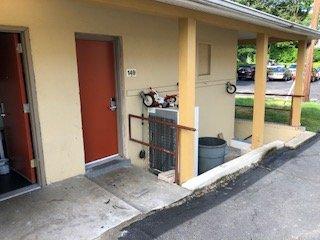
[89,166,191,213]
[0,176,140,240]
[158,170,175,184]
[285,131,316,149]
[225,146,242,162]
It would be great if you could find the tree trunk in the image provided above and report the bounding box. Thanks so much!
[303,0,320,101]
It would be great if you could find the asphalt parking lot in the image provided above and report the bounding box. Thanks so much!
[118,136,320,240]
[237,79,320,101]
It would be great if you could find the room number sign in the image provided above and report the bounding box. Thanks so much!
[126,69,137,77]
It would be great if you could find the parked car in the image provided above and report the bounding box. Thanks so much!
[288,64,318,82]
[315,68,320,81]
[237,65,255,81]
[267,66,292,81]
[311,68,319,82]
[288,63,297,79]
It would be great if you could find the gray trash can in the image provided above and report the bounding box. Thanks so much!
[198,137,227,174]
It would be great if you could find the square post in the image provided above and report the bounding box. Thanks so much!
[252,33,269,149]
[178,18,196,183]
[292,40,307,127]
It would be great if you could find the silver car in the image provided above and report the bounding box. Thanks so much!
[267,66,293,81]
[288,64,297,79]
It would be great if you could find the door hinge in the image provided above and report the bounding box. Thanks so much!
[16,43,23,53]
[30,159,37,168]
[23,103,30,113]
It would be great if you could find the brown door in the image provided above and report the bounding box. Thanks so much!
[76,39,118,163]
[0,33,36,183]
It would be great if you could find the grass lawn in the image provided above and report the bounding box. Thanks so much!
[235,97,320,132]
[314,62,320,69]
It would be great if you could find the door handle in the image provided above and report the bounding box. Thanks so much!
[0,103,5,118]
[109,97,117,112]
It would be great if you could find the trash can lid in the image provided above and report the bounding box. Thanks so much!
[199,137,226,147]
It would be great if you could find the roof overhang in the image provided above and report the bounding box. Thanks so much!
[156,0,320,40]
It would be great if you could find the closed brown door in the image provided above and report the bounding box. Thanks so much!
[0,33,36,183]
[76,39,118,163]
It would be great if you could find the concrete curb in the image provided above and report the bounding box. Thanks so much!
[101,133,319,239]
[182,140,285,191]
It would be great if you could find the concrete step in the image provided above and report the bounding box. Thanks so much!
[86,158,131,178]
[285,131,317,149]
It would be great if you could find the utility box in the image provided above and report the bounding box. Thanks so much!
[148,107,199,176]
[148,108,178,173]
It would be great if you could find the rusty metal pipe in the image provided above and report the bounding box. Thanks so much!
[128,113,196,184]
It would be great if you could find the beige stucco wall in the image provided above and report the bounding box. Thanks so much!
[235,119,305,144]
[196,24,237,143]
[0,0,237,183]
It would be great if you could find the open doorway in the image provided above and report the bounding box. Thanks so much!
[0,32,38,197]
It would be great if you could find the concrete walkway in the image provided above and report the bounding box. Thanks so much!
[0,176,140,240]
[89,166,191,213]
[118,135,320,240]
[0,167,190,240]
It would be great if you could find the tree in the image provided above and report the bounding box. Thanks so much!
[303,0,320,101]
[235,0,314,66]
[234,0,312,24]
[269,42,298,63]
[313,48,320,62]
[238,45,256,64]
[238,42,298,65]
